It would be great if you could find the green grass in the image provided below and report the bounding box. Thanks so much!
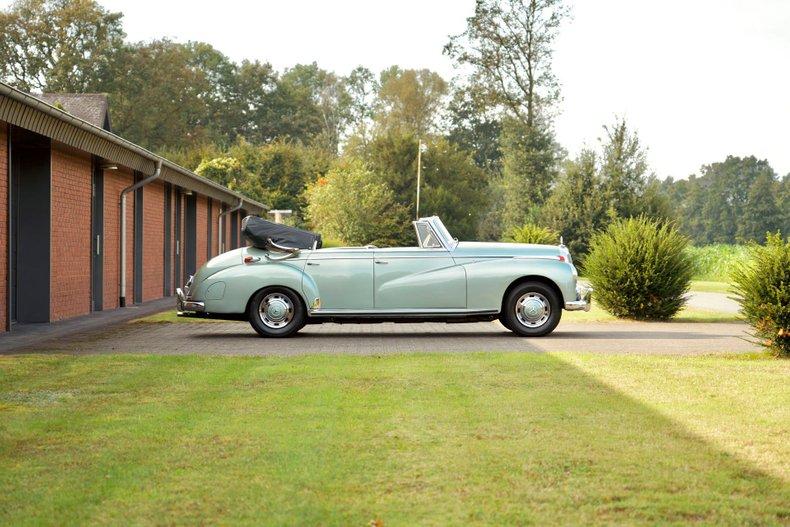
[686,244,750,282]
[690,280,732,293]
[134,311,227,323]
[1,353,787,525]
[564,302,738,323]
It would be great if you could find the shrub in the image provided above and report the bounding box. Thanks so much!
[731,233,790,357]
[504,223,559,245]
[585,217,693,320]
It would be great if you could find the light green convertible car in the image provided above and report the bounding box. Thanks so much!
[177,216,591,337]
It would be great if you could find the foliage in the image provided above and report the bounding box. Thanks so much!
[446,85,502,171]
[599,117,650,219]
[684,244,750,282]
[500,118,561,229]
[360,133,488,239]
[305,160,409,246]
[665,156,783,244]
[585,217,694,320]
[374,66,448,138]
[445,0,569,128]
[504,223,558,245]
[543,149,608,258]
[0,0,125,92]
[731,233,790,357]
[195,157,247,189]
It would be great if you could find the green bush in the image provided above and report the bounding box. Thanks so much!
[685,244,750,282]
[504,223,559,245]
[585,217,693,320]
[731,233,789,357]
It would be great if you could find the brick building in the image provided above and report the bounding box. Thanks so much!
[0,82,267,332]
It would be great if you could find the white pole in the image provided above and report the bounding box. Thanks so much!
[416,138,422,220]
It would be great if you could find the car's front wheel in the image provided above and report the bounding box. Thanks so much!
[503,281,562,337]
[248,287,306,338]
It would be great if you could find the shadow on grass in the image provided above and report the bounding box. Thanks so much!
[0,353,786,524]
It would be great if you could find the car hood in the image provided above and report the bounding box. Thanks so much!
[453,241,566,259]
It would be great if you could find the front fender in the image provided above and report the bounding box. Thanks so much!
[194,259,319,314]
[458,257,577,311]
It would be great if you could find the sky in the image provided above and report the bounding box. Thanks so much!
[18,0,790,179]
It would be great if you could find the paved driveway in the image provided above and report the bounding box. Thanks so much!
[10,318,758,356]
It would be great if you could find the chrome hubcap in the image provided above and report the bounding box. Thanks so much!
[515,292,550,328]
[259,293,294,329]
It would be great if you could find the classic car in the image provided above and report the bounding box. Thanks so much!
[176,216,591,337]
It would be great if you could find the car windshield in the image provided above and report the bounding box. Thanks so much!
[430,218,456,249]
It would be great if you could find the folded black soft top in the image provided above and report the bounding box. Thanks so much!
[241,215,322,251]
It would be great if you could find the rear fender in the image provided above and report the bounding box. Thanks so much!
[196,260,319,314]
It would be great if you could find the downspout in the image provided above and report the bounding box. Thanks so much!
[218,199,243,253]
[119,160,162,307]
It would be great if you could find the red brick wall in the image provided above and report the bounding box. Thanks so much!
[103,167,135,309]
[196,194,208,269]
[0,122,8,331]
[209,198,218,258]
[50,142,92,321]
[142,181,165,301]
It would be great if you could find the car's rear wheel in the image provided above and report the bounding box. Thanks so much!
[503,281,562,337]
[248,287,305,337]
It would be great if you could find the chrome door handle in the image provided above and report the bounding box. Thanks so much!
[307,262,319,266]
[374,260,388,264]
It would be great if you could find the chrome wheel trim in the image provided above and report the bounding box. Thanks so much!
[515,292,551,328]
[258,293,294,329]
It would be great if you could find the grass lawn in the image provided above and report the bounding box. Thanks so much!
[690,280,732,294]
[1,352,787,525]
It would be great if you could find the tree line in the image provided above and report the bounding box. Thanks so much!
[2,0,787,252]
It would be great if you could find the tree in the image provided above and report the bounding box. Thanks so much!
[738,173,781,242]
[446,0,569,230]
[342,66,378,149]
[419,137,489,239]
[499,117,561,228]
[543,148,607,258]
[599,118,649,219]
[305,160,409,246]
[280,63,351,154]
[374,66,448,138]
[445,0,570,128]
[446,84,502,171]
[0,0,125,92]
[361,132,488,239]
[227,140,323,219]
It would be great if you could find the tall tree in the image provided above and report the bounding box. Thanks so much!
[0,0,125,92]
[374,66,448,138]
[280,63,351,154]
[543,149,607,258]
[599,118,650,219]
[738,173,781,242]
[445,0,569,128]
[342,66,378,149]
[446,0,569,231]
[446,84,503,171]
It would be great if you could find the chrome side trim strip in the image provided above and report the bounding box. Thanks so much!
[309,308,498,317]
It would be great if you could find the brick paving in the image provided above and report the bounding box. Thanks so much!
[5,316,759,356]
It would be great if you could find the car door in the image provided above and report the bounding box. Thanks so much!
[373,247,466,309]
[304,248,375,310]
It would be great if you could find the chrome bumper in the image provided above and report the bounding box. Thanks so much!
[176,284,205,314]
[565,283,592,312]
